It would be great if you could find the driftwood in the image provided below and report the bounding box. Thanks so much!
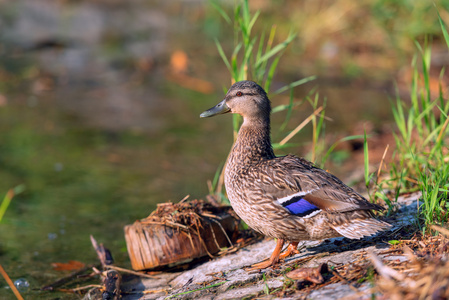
[124,199,240,270]
[90,235,122,300]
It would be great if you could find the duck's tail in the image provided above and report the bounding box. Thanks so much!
[329,210,392,239]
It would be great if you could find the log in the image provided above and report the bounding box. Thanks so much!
[124,200,239,270]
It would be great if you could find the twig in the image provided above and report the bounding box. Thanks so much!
[280,106,323,145]
[208,217,234,247]
[0,264,24,300]
[208,219,224,250]
[58,284,103,293]
[41,265,96,291]
[105,265,161,279]
[179,195,190,203]
[376,144,389,185]
[123,289,168,295]
[436,111,449,145]
[367,249,405,281]
[402,246,420,266]
[90,235,114,267]
[330,268,359,292]
[165,221,190,230]
[200,212,221,219]
[142,288,169,295]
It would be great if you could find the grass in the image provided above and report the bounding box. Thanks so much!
[212,0,314,138]
[0,185,25,223]
[365,12,449,231]
[209,0,351,200]
[210,0,319,199]
[165,281,227,299]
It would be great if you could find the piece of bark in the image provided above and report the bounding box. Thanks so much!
[90,235,114,267]
[102,270,121,300]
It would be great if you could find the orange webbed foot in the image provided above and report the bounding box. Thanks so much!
[245,239,285,271]
[279,242,299,260]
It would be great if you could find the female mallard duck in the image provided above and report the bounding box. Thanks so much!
[200,80,391,270]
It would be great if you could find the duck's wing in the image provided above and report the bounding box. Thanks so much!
[251,154,383,218]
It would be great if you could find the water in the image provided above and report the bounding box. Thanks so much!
[0,94,224,299]
[14,278,30,292]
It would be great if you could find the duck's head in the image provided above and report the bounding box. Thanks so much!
[200,81,271,121]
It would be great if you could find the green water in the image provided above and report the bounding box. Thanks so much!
[0,88,233,298]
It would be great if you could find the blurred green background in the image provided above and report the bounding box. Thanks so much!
[1,0,448,298]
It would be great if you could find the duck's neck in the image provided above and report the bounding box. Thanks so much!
[229,118,275,165]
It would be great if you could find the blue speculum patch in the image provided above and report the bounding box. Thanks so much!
[283,197,320,217]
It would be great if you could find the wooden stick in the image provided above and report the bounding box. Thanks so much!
[367,249,405,281]
[90,235,114,267]
[330,268,359,292]
[0,264,24,300]
[41,265,95,291]
[376,144,389,185]
[105,265,161,279]
[58,284,102,293]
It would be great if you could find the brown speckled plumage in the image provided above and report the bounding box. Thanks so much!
[200,80,391,269]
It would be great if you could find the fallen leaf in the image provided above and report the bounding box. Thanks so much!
[286,263,328,284]
[51,260,85,271]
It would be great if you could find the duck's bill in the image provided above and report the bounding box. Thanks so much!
[200,99,230,118]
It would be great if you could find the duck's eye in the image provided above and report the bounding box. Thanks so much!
[236,91,243,97]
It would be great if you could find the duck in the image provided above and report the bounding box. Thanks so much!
[200,80,391,270]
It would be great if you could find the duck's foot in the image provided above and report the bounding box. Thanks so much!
[279,242,299,259]
[245,239,285,271]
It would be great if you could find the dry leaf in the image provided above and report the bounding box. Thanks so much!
[51,260,86,271]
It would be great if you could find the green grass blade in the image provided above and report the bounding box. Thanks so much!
[239,37,256,80]
[264,56,280,92]
[210,162,225,194]
[215,39,231,72]
[210,0,232,24]
[315,97,327,142]
[363,130,370,188]
[391,98,406,141]
[272,76,317,95]
[247,10,260,35]
[260,25,277,71]
[242,0,250,27]
[166,281,227,299]
[255,31,266,81]
[279,88,295,131]
[437,8,449,52]
[257,31,296,67]
[0,185,25,222]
